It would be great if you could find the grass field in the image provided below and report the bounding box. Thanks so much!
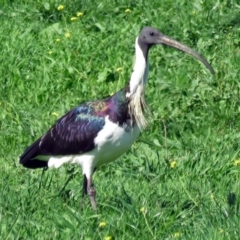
[1,0,240,239]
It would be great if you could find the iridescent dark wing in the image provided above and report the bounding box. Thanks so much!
[39,105,106,155]
[20,103,106,168]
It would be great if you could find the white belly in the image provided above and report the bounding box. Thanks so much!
[93,117,140,167]
[48,116,140,178]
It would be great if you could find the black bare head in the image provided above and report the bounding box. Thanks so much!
[137,26,215,74]
[138,27,163,47]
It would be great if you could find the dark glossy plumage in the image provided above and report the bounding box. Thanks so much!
[20,86,131,168]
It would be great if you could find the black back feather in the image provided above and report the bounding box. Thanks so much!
[20,138,48,169]
[19,103,107,169]
[19,87,130,169]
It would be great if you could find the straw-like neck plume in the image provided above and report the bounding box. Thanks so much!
[126,37,150,130]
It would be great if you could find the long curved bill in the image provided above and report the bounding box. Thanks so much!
[159,34,215,74]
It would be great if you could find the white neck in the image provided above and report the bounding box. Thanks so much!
[128,37,149,96]
[126,37,150,130]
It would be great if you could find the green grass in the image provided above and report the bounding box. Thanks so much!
[1,0,240,239]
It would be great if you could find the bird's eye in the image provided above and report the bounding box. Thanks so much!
[150,32,154,36]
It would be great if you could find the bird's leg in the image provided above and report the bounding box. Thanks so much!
[87,176,97,211]
[80,174,88,209]
[81,169,97,211]
[82,174,88,197]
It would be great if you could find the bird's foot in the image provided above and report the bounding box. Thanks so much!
[88,186,97,211]
[82,174,97,211]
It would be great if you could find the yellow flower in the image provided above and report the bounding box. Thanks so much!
[170,161,177,168]
[104,236,112,240]
[210,194,214,201]
[140,207,146,214]
[99,222,107,228]
[48,50,53,55]
[65,32,71,38]
[71,17,77,21]
[233,159,240,166]
[77,12,84,17]
[173,232,181,238]
[56,38,61,42]
[52,112,59,117]
[116,67,123,72]
[57,5,64,11]
[219,228,224,233]
[125,9,131,13]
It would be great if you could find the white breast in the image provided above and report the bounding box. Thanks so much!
[93,116,140,166]
[48,116,140,179]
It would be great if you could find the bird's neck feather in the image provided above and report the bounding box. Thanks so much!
[128,37,149,94]
[127,37,150,130]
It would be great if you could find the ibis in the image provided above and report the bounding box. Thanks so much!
[20,27,214,210]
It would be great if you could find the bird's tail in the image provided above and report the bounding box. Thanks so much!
[20,139,48,169]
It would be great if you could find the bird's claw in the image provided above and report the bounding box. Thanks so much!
[88,186,97,211]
